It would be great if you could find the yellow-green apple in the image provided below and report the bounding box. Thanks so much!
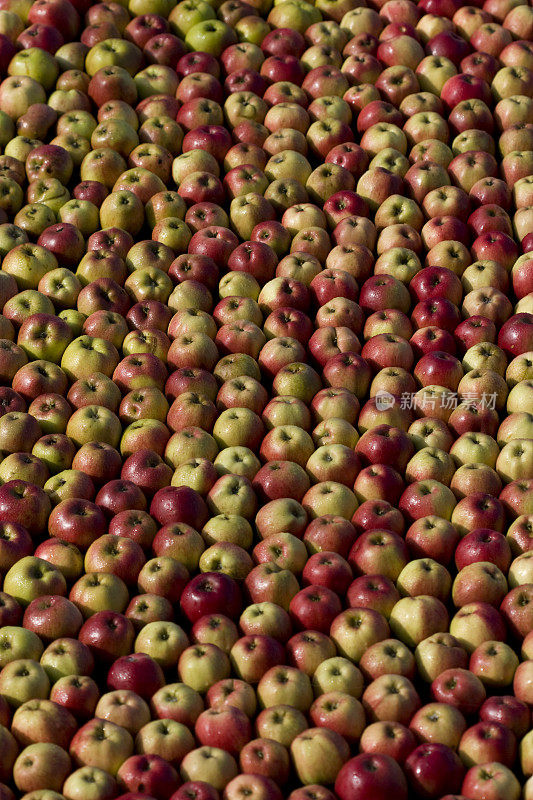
[290,727,350,786]
[256,665,313,712]
[389,594,449,649]
[414,631,469,683]
[469,641,519,689]
[62,765,117,800]
[135,718,195,767]
[256,704,308,747]
[409,701,466,750]
[239,601,292,643]
[178,643,231,694]
[12,741,71,794]
[0,625,42,668]
[150,682,203,728]
[180,746,238,793]
[453,598,504,653]
[3,556,66,607]
[311,656,363,700]
[330,607,389,663]
[0,657,50,707]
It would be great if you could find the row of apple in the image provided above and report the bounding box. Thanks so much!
[0,0,531,799]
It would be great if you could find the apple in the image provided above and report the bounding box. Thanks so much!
[409,701,466,750]
[480,695,530,740]
[116,753,180,798]
[95,688,150,736]
[430,666,486,716]
[335,754,408,800]
[194,706,252,758]
[62,766,118,800]
[291,727,350,787]
[461,762,521,800]
[12,741,72,794]
[23,595,83,642]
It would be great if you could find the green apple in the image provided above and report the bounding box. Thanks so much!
[3,290,54,324]
[257,665,313,711]
[0,626,44,668]
[58,200,99,237]
[61,335,119,381]
[291,727,350,785]
[40,638,94,683]
[135,719,195,766]
[0,75,46,119]
[0,176,23,216]
[48,87,92,114]
[178,643,231,693]
[37,267,82,311]
[185,20,238,57]
[0,658,50,707]
[0,109,15,146]
[3,557,66,607]
[128,0,175,15]
[59,309,87,338]
[267,0,322,32]
[180,746,238,793]
[8,48,59,91]
[1,243,57,290]
[91,119,139,159]
[134,622,189,669]
[14,203,56,239]
[312,657,364,698]
[55,42,89,72]
[66,405,122,448]
[229,193,275,241]
[27,177,70,215]
[0,452,49,486]
[69,572,129,618]
[57,110,97,140]
[85,39,143,78]
[32,435,76,475]
[152,217,191,252]
[169,0,216,37]
[234,15,271,44]
[99,190,144,235]
[62,766,118,800]
[256,704,308,747]
[0,221,28,258]
[80,148,127,188]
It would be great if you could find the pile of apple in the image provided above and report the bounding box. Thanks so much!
[0,0,532,798]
